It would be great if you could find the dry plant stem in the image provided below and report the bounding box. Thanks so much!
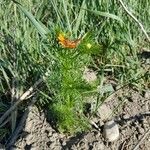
[89,120,100,131]
[6,97,38,149]
[133,128,150,150]
[118,0,150,43]
[11,78,18,132]
[0,117,11,128]
[0,78,43,125]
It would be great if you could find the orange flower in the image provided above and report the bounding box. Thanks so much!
[58,33,81,48]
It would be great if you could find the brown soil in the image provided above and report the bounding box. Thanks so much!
[3,88,149,150]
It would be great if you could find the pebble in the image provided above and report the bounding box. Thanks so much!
[103,120,119,142]
[137,127,145,134]
[144,90,150,99]
[122,114,130,120]
[97,104,112,121]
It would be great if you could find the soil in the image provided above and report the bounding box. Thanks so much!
[2,88,149,150]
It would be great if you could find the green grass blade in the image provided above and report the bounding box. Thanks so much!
[73,0,86,36]
[0,67,11,89]
[66,3,123,23]
[86,9,123,23]
[62,0,72,33]
[13,1,49,38]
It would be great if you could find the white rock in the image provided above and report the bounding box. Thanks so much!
[103,120,119,142]
[144,90,150,99]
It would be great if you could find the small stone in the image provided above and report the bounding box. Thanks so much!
[48,131,52,137]
[122,114,129,120]
[144,90,150,99]
[103,120,119,142]
[137,127,145,134]
[97,104,112,121]
[61,140,66,146]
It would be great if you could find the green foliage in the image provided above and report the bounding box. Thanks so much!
[45,33,100,133]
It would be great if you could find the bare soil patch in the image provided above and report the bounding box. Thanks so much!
[3,88,149,150]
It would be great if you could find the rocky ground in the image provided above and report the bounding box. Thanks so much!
[2,88,149,150]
